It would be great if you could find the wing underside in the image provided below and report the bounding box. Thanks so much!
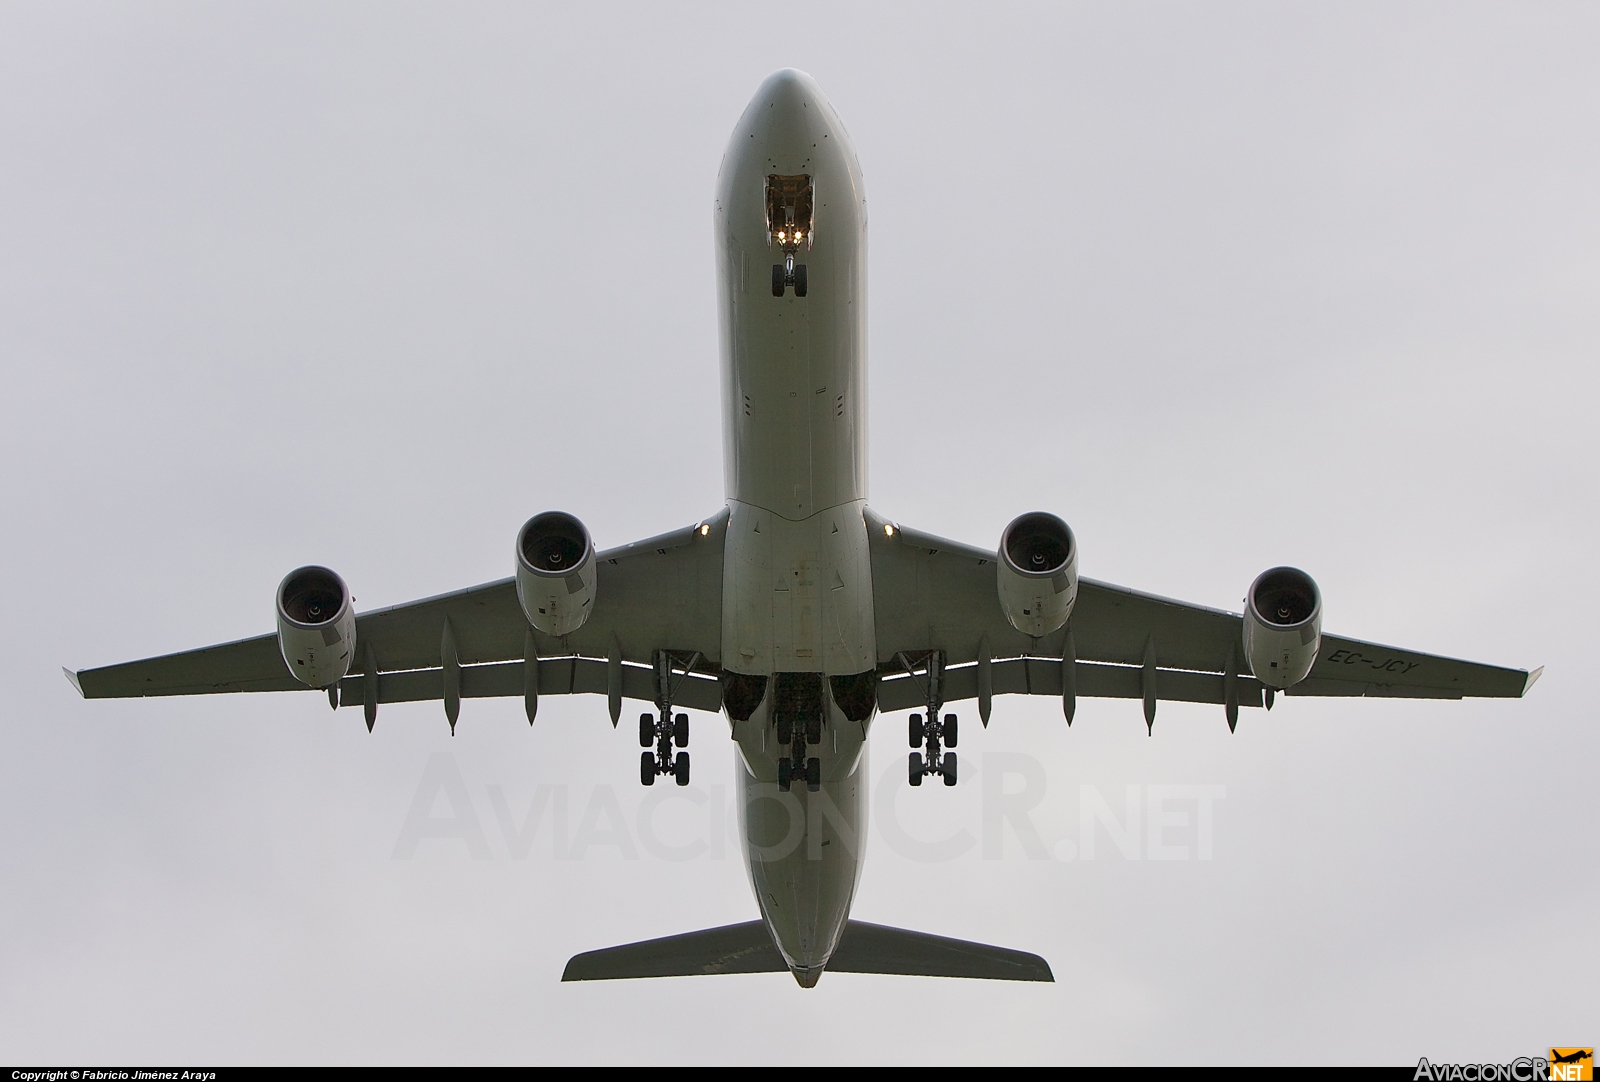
[70,512,731,717]
[68,505,1537,725]
[865,508,1538,718]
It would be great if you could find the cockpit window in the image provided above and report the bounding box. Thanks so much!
[765,174,814,253]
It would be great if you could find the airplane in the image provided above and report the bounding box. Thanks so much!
[66,69,1542,989]
[1552,1050,1593,1065]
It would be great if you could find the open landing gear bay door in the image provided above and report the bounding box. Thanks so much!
[67,511,731,720]
[863,509,1540,725]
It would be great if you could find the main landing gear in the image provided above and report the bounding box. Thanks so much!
[638,650,701,788]
[897,650,959,787]
[908,712,957,787]
[772,672,822,793]
[640,709,689,787]
[777,753,820,793]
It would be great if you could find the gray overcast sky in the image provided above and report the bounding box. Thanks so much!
[1,0,1595,1066]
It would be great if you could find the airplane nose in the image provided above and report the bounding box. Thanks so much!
[762,67,811,101]
[719,67,861,252]
[746,68,823,136]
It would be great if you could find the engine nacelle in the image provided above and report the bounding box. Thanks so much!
[1242,566,1322,688]
[997,512,1079,637]
[276,565,356,689]
[516,511,596,637]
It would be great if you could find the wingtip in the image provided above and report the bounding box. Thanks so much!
[62,667,84,696]
[1522,666,1544,696]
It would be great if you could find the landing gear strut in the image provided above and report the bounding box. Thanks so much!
[639,650,701,788]
[898,650,959,787]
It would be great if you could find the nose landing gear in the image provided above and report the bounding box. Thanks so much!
[765,173,813,298]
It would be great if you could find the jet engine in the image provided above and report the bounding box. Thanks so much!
[516,511,597,637]
[1242,566,1322,688]
[997,512,1079,637]
[276,565,357,689]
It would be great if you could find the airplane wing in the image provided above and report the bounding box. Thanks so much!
[864,509,1540,721]
[67,510,731,720]
[68,503,1539,728]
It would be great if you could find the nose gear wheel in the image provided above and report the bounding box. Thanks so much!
[771,257,807,297]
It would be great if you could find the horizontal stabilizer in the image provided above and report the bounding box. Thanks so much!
[563,920,782,980]
[833,920,1054,981]
[561,919,1053,983]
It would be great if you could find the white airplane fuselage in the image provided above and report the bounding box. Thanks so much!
[714,70,874,983]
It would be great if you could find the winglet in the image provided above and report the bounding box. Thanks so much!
[63,667,84,697]
[1522,666,1544,696]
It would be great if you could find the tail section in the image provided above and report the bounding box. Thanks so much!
[561,920,1053,984]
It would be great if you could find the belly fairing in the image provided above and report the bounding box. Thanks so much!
[720,498,875,677]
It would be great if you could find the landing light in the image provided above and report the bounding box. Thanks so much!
[884,524,895,537]
[699,524,710,536]
[778,230,786,241]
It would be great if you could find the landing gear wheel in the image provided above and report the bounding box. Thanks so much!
[909,713,923,748]
[909,752,924,786]
[794,264,808,297]
[776,717,793,745]
[673,713,689,747]
[639,713,654,748]
[805,715,822,745]
[675,751,690,786]
[944,713,958,748]
[641,751,656,786]
[771,264,785,297]
[806,757,821,792]
[943,751,958,786]
[777,758,792,791]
